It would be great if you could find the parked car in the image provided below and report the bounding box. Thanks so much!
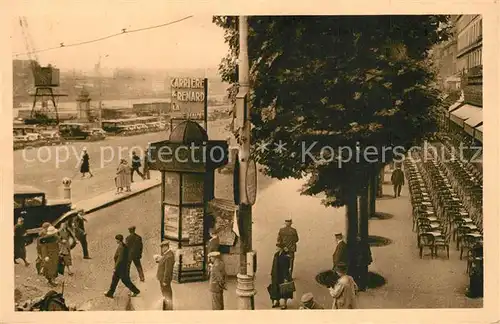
[14,184,75,243]
[40,130,61,140]
[25,133,42,141]
[14,135,30,142]
[90,128,107,138]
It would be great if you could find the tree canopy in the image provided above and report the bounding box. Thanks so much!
[214,16,450,206]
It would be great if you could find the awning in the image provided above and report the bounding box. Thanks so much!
[448,101,464,112]
[450,104,483,136]
[475,125,483,143]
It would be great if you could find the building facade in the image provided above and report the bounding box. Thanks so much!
[455,15,483,74]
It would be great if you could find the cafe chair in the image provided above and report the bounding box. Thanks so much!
[418,233,435,259]
[434,232,451,259]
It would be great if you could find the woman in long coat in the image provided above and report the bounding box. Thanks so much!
[80,149,93,178]
[40,226,60,286]
[115,159,131,193]
[268,244,293,309]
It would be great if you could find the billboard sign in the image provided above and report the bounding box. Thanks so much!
[170,77,208,130]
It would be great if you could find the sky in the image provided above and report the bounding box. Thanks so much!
[11,12,229,72]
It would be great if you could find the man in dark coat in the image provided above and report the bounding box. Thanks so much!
[208,251,226,310]
[73,212,90,259]
[14,217,30,266]
[332,233,348,270]
[276,219,299,277]
[391,164,405,198]
[125,226,145,282]
[130,151,145,182]
[105,234,140,298]
[268,244,293,309]
[155,240,175,310]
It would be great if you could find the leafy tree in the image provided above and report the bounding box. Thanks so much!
[214,16,449,278]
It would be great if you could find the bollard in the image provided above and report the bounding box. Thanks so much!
[62,177,72,201]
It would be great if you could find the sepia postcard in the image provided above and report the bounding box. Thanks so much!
[1,0,499,323]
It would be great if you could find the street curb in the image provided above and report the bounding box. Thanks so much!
[80,182,161,215]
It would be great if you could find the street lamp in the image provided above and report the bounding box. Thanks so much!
[235,15,257,311]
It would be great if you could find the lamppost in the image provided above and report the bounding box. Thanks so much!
[235,15,257,310]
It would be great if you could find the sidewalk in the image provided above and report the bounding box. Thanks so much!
[72,175,161,214]
[130,169,482,310]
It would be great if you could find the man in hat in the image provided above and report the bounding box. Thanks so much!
[328,263,358,309]
[391,164,405,198]
[105,234,140,298]
[74,211,90,259]
[36,222,51,275]
[277,219,299,277]
[125,226,145,282]
[332,233,348,270]
[14,216,30,266]
[208,251,226,310]
[130,151,145,182]
[299,292,324,310]
[155,240,175,310]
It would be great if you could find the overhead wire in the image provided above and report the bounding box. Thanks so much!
[13,15,194,57]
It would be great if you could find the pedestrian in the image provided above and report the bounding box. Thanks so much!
[276,218,299,277]
[391,164,405,198]
[39,226,60,286]
[208,251,226,310]
[58,222,73,275]
[143,149,151,180]
[207,228,220,254]
[73,212,91,259]
[355,237,373,291]
[155,240,175,310]
[36,222,51,275]
[116,159,131,193]
[328,263,359,309]
[80,148,93,178]
[299,293,324,310]
[125,226,145,282]
[14,216,30,266]
[332,233,348,270]
[105,234,141,298]
[267,244,293,309]
[130,151,145,182]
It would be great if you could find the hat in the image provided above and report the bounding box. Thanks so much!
[46,226,58,236]
[128,226,136,231]
[335,262,348,273]
[285,219,292,223]
[115,234,124,241]
[334,233,343,238]
[160,240,170,247]
[208,251,220,257]
[42,222,51,229]
[276,243,283,248]
[300,293,314,303]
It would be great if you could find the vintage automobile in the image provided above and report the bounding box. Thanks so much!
[14,184,81,243]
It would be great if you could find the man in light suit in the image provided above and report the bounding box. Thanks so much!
[208,251,226,310]
[332,233,348,270]
[155,240,175,310]
[277,219,299,277]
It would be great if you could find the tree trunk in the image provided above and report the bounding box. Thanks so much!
[376,164,384,198]
[368,165,377,217]
[358,181,370,290]
[345,186,358,278]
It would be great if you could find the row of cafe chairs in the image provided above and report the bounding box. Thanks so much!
[404,148,483,271]
[404,153,450,259]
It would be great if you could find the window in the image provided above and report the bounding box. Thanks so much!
[14,197,23,209]
[479,49,482,65]
[24,195,44,207]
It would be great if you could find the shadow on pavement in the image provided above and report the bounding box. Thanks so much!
[369,212,395,220]
[368,235,393,247]
[315,270,387,289]
[377,194,397,200]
